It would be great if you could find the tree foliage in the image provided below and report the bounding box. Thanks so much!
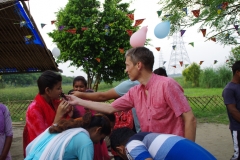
[182,62,201,87]
[160,0,239,45]
[48,0,137,91]
[227,45,240,67]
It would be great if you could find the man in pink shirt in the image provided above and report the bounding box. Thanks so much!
[67,47,197,142]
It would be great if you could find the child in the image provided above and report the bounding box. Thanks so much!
[0,103,13,160]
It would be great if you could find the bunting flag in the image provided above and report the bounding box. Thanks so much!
[51,20,56,25]
[163,61,166,65]
[155,47,161,51]
[95,58,100,63]
[180,30,186,36]
[192,9,200,17]
[222,2,228,10]
[200,29,206,37]
[214,60,218,64]
[81,27,88,31]
[185,64,189,67]
[85,17,91,23]
[173,65,176,68]
[59,26,65,31]
[234,25,239,30]
[101,47,105,51]
[126,30,133,36]
[24,35,32,42]
[179,61,183,66]
[217,9,221,14]
[105,29,110,35]
[182,8,187,15]
[104,24,109,29]
[226,59,229,62]
[66,28,76,34]
[189,42,194,47]
[172,45,176,50]
[127,14,134,20]
[210,37,216,42]
[20,21,26,27]
[84,57,88,61]
[199,61,204,65]
[157,11,162,17]
[41,23,46,28]
[119,48,124,54]
[134,19,145,27]
[217,4,222,9]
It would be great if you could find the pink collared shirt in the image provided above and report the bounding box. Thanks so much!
[111,74,191,136]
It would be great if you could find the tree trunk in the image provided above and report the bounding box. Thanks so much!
[93,74,101,92]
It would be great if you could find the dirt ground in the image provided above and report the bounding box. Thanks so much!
[10,123,233,160]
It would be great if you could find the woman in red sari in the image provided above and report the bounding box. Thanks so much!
[23,70,72,157]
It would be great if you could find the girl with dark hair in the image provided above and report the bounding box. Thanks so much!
[23,70,72,157]
[25,113,111,160]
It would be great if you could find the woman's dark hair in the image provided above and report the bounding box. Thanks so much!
[153,67,168,77]
[232,60,240,75]
[73,76,87,87]
[105,113,116,123]
[49,112,111,136]
[110,127,135,152]
[37,70,62,94]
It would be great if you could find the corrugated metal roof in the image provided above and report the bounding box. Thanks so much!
[0,0,59,74]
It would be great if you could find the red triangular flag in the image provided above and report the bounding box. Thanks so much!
[192,10,200,17]
[127,14,134,20]
[155,47,161,51]
[126,30,133,36]
[199,61,204,65]
[119,48,124,54]
[222,2,228,10]
[226,59,229,62]
[173,65,176,68]
[179,61,183,66]
[200,29,206,37]
[134,19,145,27]
[210,37,216,42]
[81,27,88,31]
[95,58,100,63]
[51,20,56,25]
[66,28,76,34]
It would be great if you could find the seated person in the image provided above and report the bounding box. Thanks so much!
[110,127,216,160]
[25,113,111,160]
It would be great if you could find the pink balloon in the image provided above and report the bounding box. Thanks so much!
[130,26,148,47]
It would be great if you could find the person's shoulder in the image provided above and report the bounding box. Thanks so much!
[0,103,7,112]
[72,132,92,144]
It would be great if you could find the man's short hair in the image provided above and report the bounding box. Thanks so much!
[125,47,154,71]
[232,61,240,75]
[110,127,135,152]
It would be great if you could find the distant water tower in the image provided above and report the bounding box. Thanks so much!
[167,32,191,75]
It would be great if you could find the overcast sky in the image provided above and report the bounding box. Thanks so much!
[28,0,234,77]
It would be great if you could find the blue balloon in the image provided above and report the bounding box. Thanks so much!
[154,21,171,39]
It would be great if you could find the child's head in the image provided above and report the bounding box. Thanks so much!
[73,76,87,92]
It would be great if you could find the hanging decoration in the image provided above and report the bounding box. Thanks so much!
[180,30,186,36]
[24,35,32,42]
[59,26,65,31]
[127,14,134,20]
[179,61,183,66]
[189,42,194,47]
[226,59,229,62]
[173,65,176,68]
[155,47,161,51]
[157,11,162,17]
[41,23,46,28]
[51,20,56,25]
[182,8,188,15]
[66,28,77,34]
[134,19,145,27]
[199,61,204,65]
[234,25,239,30]
[130,26,148,47]
[101,47,105,51]
[185,64,189,67]
[84,57,88,61]
[85,17,91,23]
[222,2,228,10]
[163,61,166,65]
[200,29,206,37]
[104,24,110,35]
[210,37,216,42]
[126,30,133,36]
[81,27,88,31]
[52,47,60,58]
[214,60,218,64]
[172,45,176,50]
[119,48,124,54]
[192,9,200,17]
[217,9,221,14]
[95,58,101,63]
[154,21,171,39]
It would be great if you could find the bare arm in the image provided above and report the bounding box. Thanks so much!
[0,136,12,160]
[53,100,72,123]
[72,88,120,102]
[182,110,197,142]
[227,104,240,122]
[66,95,119,114]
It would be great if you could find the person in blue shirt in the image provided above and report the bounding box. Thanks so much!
[25,112,111,160]
[110,127,216,160]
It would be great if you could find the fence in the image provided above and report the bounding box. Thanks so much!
[2,95,226,122]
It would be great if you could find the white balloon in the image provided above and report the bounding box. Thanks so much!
[52,47,60,58]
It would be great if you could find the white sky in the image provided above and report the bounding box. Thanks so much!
[27,0,234,77]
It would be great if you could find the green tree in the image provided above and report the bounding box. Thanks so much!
[227,45,240,67]
[48,0,137,91]
[182,62,200,87]
[160,0,239,45]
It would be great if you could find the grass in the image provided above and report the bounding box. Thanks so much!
[183,88,223,97]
